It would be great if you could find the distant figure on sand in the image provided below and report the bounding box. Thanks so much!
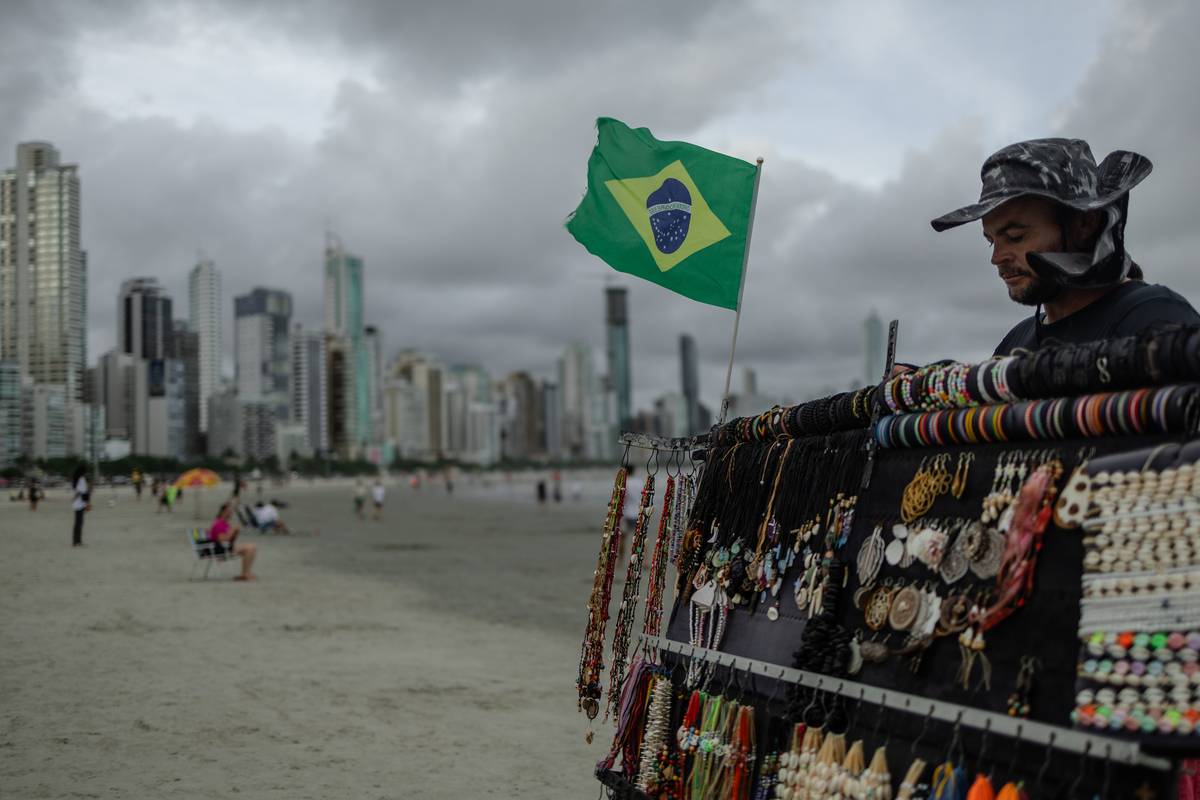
[159,482,179,513]
[28,478,42,511]
[210,502,257,581]
[354,479,367,519]
[253,501,290,534]
[536,480,547,504]
[71,465,90,546]
[371,478,386,521]
[132,468,143,500]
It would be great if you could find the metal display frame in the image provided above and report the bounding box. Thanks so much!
[640,634,1172,772]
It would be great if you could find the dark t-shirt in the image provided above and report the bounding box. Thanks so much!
[993,281,1200,356]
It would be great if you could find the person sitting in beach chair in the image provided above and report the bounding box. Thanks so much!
[208,502,257,581]
[252,501,290,535]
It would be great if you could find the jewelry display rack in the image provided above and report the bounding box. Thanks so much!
[618,431,708,452]
[639,633,1172,771]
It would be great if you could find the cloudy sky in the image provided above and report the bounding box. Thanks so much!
[3,0,1197,413]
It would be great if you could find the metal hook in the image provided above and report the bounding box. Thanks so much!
[910,702,935,756]
[802,678,824,727]
[765,668,785,717]
[977,718,992,776]
[1007,723,1024,779]
[1066,741,1091,800]
[945,710,963,763]
[847,688,866,737]
[647,447,660,476]
[874,694,890,748]
[1035,731,1056,792]
[620,441,632,469]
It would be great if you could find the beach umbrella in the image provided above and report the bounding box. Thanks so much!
[175,468,221,519]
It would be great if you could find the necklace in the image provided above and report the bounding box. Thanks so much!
[606,473,655,721]
[641,475,676,646]
[856,525,885,587]
[577,467,627,721]
[635,673,673,792]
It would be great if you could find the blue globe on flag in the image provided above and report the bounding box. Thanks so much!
[646,178,692,254]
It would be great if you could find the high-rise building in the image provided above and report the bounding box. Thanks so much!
[119,277,174,361]
[234,287,292,423]
[864,310,884,385]
[364,324,383,445]
[558,342,594,460]
[0,362,23,466]
[503,371,541,460]
[542,380,562,460]
[324,236,369,448]
[146,358,186,459]
[206,386,241,459]
[680,334,700,434]
[98,350,142,444]
[25,383,67,459]
[241,401,277,463]
[188,257,221,433]
[0,142,86,404]
[324,333,354,457]
[605,287,632,430]
[389,350,444,460]
[290,325,329,456]
[172,320,201,456]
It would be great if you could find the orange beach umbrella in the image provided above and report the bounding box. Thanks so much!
[175,468,221,518]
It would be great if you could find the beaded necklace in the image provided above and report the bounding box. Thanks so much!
[606,474,656,721]
[635,672,673,792]
[577,466,628,723]
[641,475,676,649]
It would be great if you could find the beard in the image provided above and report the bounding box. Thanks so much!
[1006,272,1060,306]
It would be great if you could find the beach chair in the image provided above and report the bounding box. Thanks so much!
[235,505,256,528]
[187,527,236,580]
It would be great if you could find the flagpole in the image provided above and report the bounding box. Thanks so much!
[718,157,763,426]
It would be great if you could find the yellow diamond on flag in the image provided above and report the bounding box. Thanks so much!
[604,160,732,273]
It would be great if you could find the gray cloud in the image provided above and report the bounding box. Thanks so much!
[2,0,1197,418]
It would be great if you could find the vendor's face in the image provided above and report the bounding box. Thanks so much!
[981,196,1062,306]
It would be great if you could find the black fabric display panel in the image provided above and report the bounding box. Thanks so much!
[665,431,1196,760]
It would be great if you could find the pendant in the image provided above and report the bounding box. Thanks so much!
[939,537,969,584]
[885,538,905,566]
[888,584,921,631]
[847,639,863,675]
[970,530,1005,579]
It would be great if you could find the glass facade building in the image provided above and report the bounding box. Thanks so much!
[324,238,368,453]
[0,142,86,405]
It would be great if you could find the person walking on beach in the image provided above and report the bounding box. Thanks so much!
[209,502,258,581]
[354,479,367,520]
[27,477,42,511]
[371,478,386,521]
[71,465,90,547]
[132,468,143,500]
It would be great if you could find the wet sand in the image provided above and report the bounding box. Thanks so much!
[0,477,616,798]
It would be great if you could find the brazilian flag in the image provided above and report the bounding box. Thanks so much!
[566,118,758,310]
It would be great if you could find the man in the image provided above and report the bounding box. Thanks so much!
[253,501,290,534]
[931,138,1198,354]
[371,478,386,521]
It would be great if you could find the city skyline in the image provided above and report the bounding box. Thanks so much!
[9,3,1193,415]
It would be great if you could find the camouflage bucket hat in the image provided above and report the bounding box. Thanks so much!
[932,138,1153,289]
[930,138,1152,232]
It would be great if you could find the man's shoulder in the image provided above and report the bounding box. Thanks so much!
[1109,280,1200,332]
[993,316,1037,356]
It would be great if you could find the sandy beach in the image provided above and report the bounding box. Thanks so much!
[0,476,615,799]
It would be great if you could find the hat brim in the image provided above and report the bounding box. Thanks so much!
[930,150,1152,233]
[930,186,1141,232]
